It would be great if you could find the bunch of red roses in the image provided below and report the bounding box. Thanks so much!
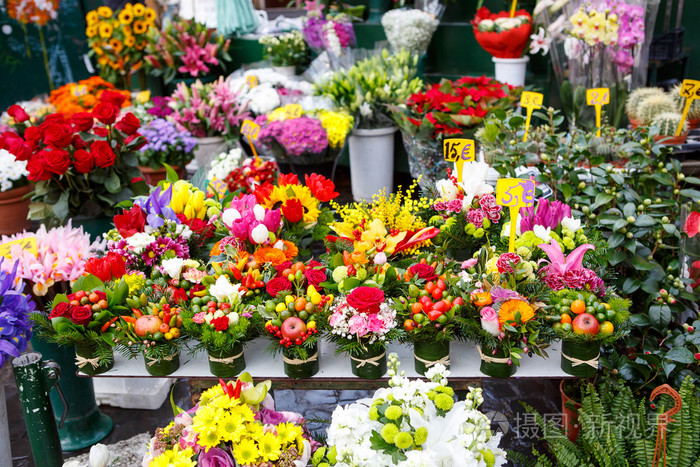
[0,90,147,221]
[391,76,520,140]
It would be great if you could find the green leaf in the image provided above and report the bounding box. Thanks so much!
[631,256,656,271]
[634,214,656,227]
[191,166,207,192]
[622,277,640,293]
[52,294,68,308]
[629,314,650,326]
[50,316,74,333]
[53,191,69,220]
[623,203,636,217]
[680,188,700,199]
[664,347,695,364]
[104,171,121,193]
[164,163,179,183]
[170,383,185,416]
[662,223,678,235]
[72,274,106,293]
[608,233,625,248]
[108,279,129,307]
[649,304,671,329]
[591,193,614,211]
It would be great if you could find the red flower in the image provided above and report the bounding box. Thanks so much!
[114,112,140,135]
[113,205,146,238]
[72,149,94,173]
[274,260,293,277]
[408,263,438,281]
[23,127,42,149]
[26,154,51,181]
[266,277,292,297]
[0,131,31,160]
[305,173,338,202]
[71,134,87,150]
[85,252,127,282]
[69,305,93,326]
[304,268,326,287]
[281,198,304,223]
[91,140,116,168]
[92,102,120,125]
[42,123,73,148]
[685,211,700,238]
[93,127,109,137]
[124,133,146,149]
[496,252,521,274]
[168,287,188,303]
[212,316,230,332]
[278,173,299,186]
[70,112,94,132]
[347,286,385,314]
[43,148,71,175]
[42,114,66,126]
[253,182,273,204]
[49,302,71,319]
[7,105,29,123]
[99,90,128,108]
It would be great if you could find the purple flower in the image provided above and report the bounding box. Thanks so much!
[520,198,571,232]
[490,286,523,303]
[198,447,234,467]
[259,117,329,157]
[134,186,179,229]
[0,259,34,367]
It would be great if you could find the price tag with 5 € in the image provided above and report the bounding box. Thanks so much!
[207,178,228,198]
[496,178,535,208]
[282,104,303,119]
[0,237,37,259]
[676,79,700,135]
[520,91,543,142]
[241,119,260,141]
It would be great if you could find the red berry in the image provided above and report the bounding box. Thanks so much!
[689,326,695,333]
[295,338,302,345]
[695,353,700,360]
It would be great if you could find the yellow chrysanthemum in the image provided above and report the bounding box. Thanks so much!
[150,448,196,467]
[217,412,245,443]
[118,9,133,24]
[498,299,535,326]
[133,19,148,34]
[98,22,113,39]
[133,3,146,16]
[86,10,99,25]
[258,432,282,462]
[85,25,97,38]
[276,422,303,446]
[123,273,144,293]
[232,438,259,465]
[319,110,353,148]
[199,384,225,405]
[197,428,221,451]
[135,40,147,50]
[192,405,218,433]
[97,6,113,18]
[122,24,132,36]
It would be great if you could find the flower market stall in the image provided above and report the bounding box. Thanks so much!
[1,1,700,466]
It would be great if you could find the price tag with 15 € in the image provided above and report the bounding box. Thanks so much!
[443,139,475,183]
[0,237,37,259]
[520,91,543,142]
[676,79,700,135]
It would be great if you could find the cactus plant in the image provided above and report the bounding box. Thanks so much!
[637,94,677,125]
[670,83,700,120]
[651,112,688,136]
[625,87,665,121]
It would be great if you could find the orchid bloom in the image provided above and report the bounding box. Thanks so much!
[538,239,594,274]
[355,219,406,256]
[457,161,493,209]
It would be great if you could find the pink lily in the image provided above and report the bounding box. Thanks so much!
[537,239,594,274]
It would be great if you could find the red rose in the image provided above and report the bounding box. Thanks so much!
[92,102,119,125]
[124,133,146,150]
[346,286,385,314]
[305,174,339,202]
[49,302,71,319]
[42,114,66,125]
[113,206,146,238]
[43,148,71,175]
[212,316,230,332]
[26,154,51,181]
[70,112,94,132]
[23,127,42,148]
[7,105,30,123]
[274,260,293,277]
[93,127,109,137]
[304,268,326,287]
[73,149,94,173]
[91,140,116,168]
[278,173,299,186]
[408,263,438,281]
[0,131,31,160]
[71,134,86,150]
[114,112,140,135]
[99,90,128,108]
[42,123,73,147]
[266,277,292,297]
[69,305,93,326]
[281,198,303,223]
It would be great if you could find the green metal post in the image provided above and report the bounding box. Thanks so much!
[12,352,64,467]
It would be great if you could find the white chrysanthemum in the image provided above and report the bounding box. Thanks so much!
[0,148,28,192]
[382,9,439,55]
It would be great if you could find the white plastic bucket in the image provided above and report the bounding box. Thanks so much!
[193,136,230,172]
[348,126,397,202]
[492,56,529,87]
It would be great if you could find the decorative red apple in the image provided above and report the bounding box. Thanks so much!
[134,315,163,337]
[572,313,599,336]
[281,317,307,340]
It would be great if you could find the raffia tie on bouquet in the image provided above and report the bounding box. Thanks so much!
[477,346,511,364]
[562,351,600,369]
[414,353,450,369]
[75,354,101,369]
[282,352,318,365]
[146,351,178,367]
[208,351,244,364]
[351,351,386,368]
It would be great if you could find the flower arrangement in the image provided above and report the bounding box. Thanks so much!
[471,7,533,58]
[0,148,28,192]
[301,12,355,56]
[0,98,55,127]
[2,91,147,221]
[229,69,314,117]
[314,355,506,466]
[48,76,131,117]
[207,148,280,195]
[381,9,439,56]
[143,374,315,466]
[169,77,250,138]
[138,118,198,170]
[315,49,423,128]
[259,30,308,68]
[0,260,35,368]
[85,3,157,88]
[145,17,231,84]
[217,193,284,254]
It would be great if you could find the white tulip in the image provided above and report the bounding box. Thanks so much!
[250,224,269,244]
[89,443,110,467]
[221,209,241,229]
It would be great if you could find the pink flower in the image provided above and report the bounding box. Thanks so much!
[192,312,206,324]
[496,252,521,274]
[466,208,485,228]
[329,310,344,327]
[480,306,500,336]
[348,314,368,337]
[367,314,384,333]
[462,258,478,269]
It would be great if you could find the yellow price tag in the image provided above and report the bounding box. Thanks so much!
[586,87,609,137]
[443,139,475,183]
[497,178,535,253]
[207,178,228,198]
[0,237,37,259]
[246,75,259,88]
[282,104,303,119]
[520,91,543,142]
[241,119,260,141]
[677,79,700,136]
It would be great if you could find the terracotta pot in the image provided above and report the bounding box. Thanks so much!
[138,165,185,185]
[560,380,582,443]
[654,133,687,145]
[689,117,700,130]
[629,117,641,129]
[0,184,32,235]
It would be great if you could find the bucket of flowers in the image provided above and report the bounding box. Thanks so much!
[137,118,198,184]
[207,147,280,196]
[459,247,554,378]
[259,30,309,76]
[313,354,507,466]
[0,260,35,368]
[143,373,317,466]
[326,286,400,379]
[393,256,464,375]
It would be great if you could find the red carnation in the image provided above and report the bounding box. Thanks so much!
[91,140,116,168]
[73,149,94,173]
[70,112,94,132]
[305,173,338,202]
[114,112,140,135]
[212,316,230,332]
[92,102,119,125]
[7,105,30,123]
[43,148,71,175]
[278,173,299,186]
[281,198,304,223]
[113,205,146,238]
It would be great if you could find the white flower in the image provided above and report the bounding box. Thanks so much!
[228,313,239,326]
[246,84,281,115]
[208,147,245,181]
[221,209,241,229]
[374,252,387,265]
[0,148,28,192]
[533,0,554,16]
[564,36,581,61]
[533,224,552,243]
[381,9,439,55]
[547,14,567,39]
[561,216,581,232]
[62,462,80,467]
[250,224,269,244]
[435,179,459,201]
[125,232,156,253]
[209,275,243,303]
[529,27,551,56]
[89,443,110,467]
[359,102,373,119]
[458,161,493,207]
[161,258,185,280]
[253,204,265,221]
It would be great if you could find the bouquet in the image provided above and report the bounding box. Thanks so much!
[0,147,29,192]
[49,76,131,118]
[2,91,146,221]
[85,3,157,88]
[0,98,54,127]
[138,118,198,171]
[217,193,284,255]
[169,77,250,138]
[301,11,356,56]
[228,69,314,116]
[471,7,533,58]
[0,260,35,367]
[381,9,439,56]
[315,49,423,128]
[207,147,280,195]
[143,374,316,466]
[145,17,231,84]
[259,30,308,68]
[315,355,507,466]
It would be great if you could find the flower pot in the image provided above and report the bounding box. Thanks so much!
[350,345,387,379]
[689,117,700,130]
[282,344,319,379]
[348,126,397,202]
[402,133,449,189]
[560,339,599,377]
[560,380,582,443]
[414,341,450,376]
[138,165,186,185]
[75,343,113,376]
[492,56,529,87]
[192,136,230,172]
[70,215,113,242]
[654,133,687,145]
[0,184,31,235]
[272,65,296,77]
[629,117,641,129]
[479,345,516,378]
[144,350,180,376]
[208,343,246,378]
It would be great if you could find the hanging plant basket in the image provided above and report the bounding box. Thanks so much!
[282,344,319,379]
[560,339,599,377]
[74,342,113,376]
[144,350,180,376]
[208,343,246,378]
[479,344,516,378]
[413,340,450,376]
[350,345,387,379]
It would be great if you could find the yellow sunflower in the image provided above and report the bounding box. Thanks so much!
[97,56,108,65]
[98,22,113,39]
[133,19,147,34]
[135,40,147,50]
[263,185,289,211]
[290,185,321,224]
[109,38,124,53]
[133,3,146,16]
[97,6,113,18]
[498,299,535,326]
[122,25,132,36]
[118,9,133,25]
[85,25,97,38]
[86,10,99,25]
[92,45,105,55]
[124,35,135,48]
[145,8,156,21]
